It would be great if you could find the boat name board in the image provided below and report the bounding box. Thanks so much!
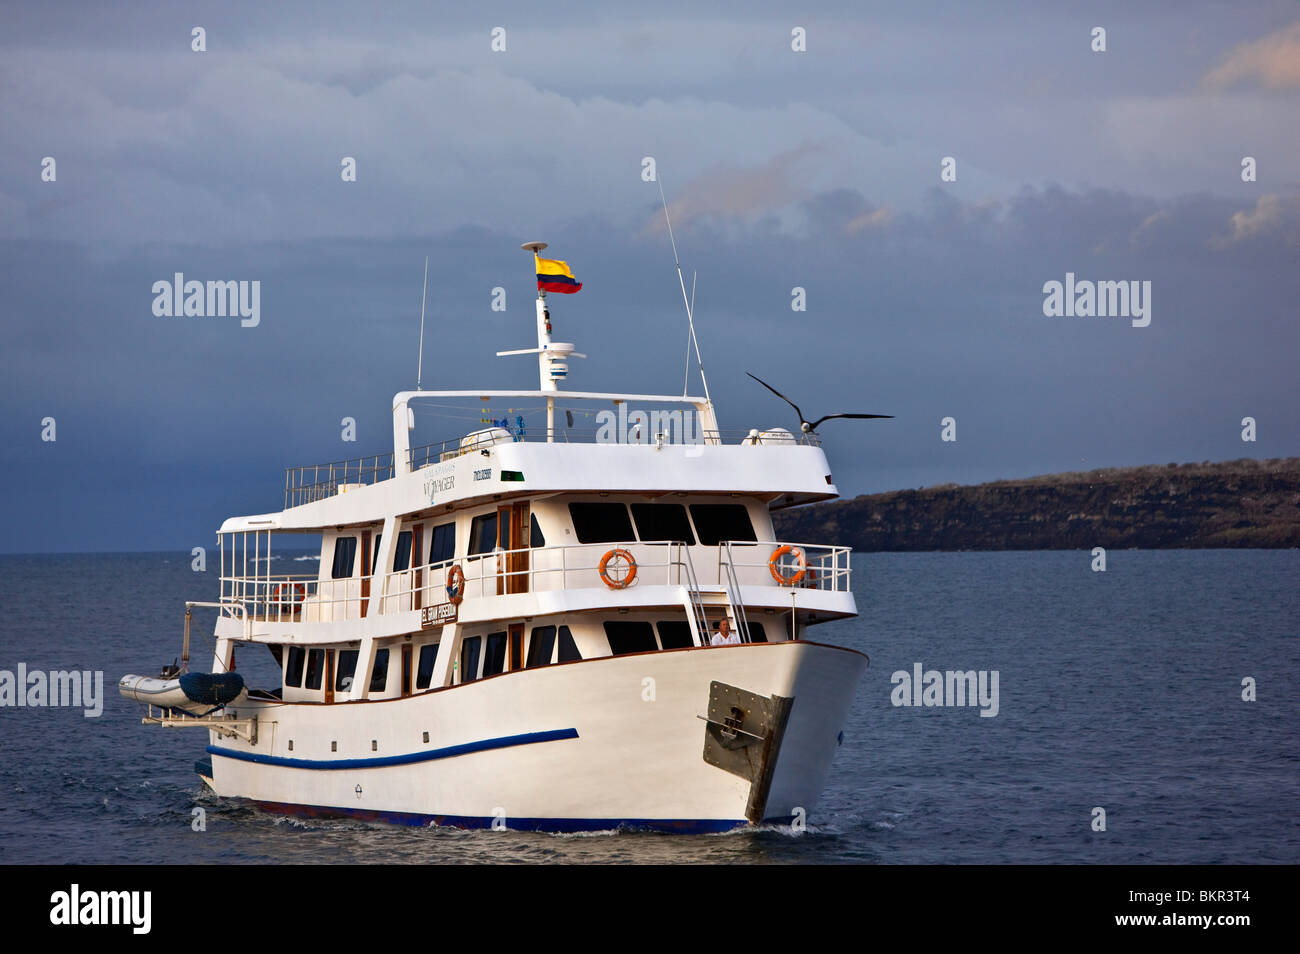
[421,602,458,627]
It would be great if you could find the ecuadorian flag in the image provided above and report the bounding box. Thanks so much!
[536,255,582,294]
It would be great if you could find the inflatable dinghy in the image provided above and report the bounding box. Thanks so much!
[119,672,245,714]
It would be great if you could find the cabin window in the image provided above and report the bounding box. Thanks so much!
[285,646,306,687]
[603,621,657,656]
[336,650,359,691]
[416,643,439,690]
[747,622,769,643]
[332,536,358,578]
[483,632,508,677]
[530,513,545,548]
[371,534,382,573]
[393,530,413,571]
[631,503,695,545]
[460,636,482,682]
[305,649,325,690]
[557,625,581,663]
[369,649,390,693]
[689,504,757,546]
[469,513,498,555]
[657,620,695,650]
[527,625,556,668]
[568,502,634,544]
[428,522,455,565]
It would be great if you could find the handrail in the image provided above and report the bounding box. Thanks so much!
[218,539,853,624]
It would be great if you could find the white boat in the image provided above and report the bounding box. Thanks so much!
[121,242,870,832]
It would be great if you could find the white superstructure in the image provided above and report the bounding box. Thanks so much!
[122,244,868,832]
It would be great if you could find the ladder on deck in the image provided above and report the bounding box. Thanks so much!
[720,542,752,642]
[675,543,712,646]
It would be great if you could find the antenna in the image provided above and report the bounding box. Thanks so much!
[657,176,711,402]
[416,255,429,390]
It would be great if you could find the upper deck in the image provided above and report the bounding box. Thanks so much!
[224,389,839,534]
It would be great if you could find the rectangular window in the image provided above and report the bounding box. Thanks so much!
[285,646,306,687]
[369,648,389,693]
[332,536,357,578]
[526,625,556,668]
[305,649,324,690]
[483,632,508,677]
[428,522,455,565]
[603,620,657,656]
[530,514,545,548]
[416,643,439,690]
[568,502,635,544]
[460,636,482,682]
[392,530,413,571]
[336,649,359,691]
[556,625,581,663]
[689,504,757,546]
[630,503,695,545]
[468,513,498,555]
[656,620,695,650]
[747,622,768,643]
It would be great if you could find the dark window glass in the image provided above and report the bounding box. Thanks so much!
[369,649,389,692]
[568,502,634,544]
[557,625,581,663]
[305,649,324,690]
[483,632,508,677]
[689,504,757,546]
[657,620,695,650]
[393,530,413,571]
[336,650,359,691]
[530,513,545,548]
[332,536,357,578]
[630,503,695,545]
[416,643,439,689]
[285,646,306,687]
[460,636,482,682]
[747,622,768,643]
[469,513,498,555]
[428,522,455,565]
[604,621,657,656]
[526,625,556,668]
[371,533,382,573]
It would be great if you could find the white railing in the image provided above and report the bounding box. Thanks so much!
[220,540,853,622]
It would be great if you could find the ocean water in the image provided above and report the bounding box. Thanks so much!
[0,550,1295,864]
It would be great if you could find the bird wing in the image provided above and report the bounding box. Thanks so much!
[746,372,805,424]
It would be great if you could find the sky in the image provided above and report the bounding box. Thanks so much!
[1,1,1297,552]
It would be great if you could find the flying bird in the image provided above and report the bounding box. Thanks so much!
[746,372,893,433]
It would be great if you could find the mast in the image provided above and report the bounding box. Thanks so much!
[498,241,584,443]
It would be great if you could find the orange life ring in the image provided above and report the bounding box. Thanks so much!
[272,581,305,604]
[445,564,466,605]
[598,548,638,589]
[769,545,807,585]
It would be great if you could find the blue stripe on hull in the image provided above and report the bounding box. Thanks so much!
[207,727,578,770]
[245,798,750,834]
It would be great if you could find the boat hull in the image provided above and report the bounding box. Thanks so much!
[204,639,866,831]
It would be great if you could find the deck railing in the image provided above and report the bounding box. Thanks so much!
[219,540,851,624]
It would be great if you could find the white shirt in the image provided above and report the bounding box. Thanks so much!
[711,630,741,646]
